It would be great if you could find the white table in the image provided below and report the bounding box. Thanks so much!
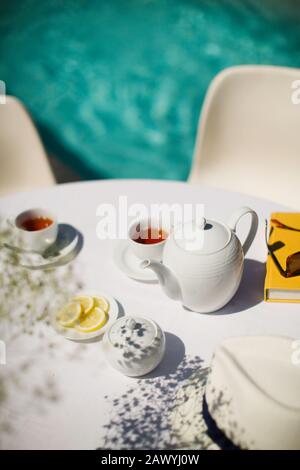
[0,180,299,450]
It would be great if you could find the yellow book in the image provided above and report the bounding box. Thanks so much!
[265,212,300,302]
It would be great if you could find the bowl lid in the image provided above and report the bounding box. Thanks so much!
[174,217,231,254]
[107,316,162,352]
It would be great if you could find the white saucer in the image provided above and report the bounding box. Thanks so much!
[2,223,81,270]
[114,240,158,282]
[2,223,78,257]
[51,290,119,342]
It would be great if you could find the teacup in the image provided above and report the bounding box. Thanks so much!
[128,217,169,262]
[9,208,58,253]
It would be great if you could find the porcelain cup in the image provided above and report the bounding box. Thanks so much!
[9,208,58,253]
[128,217,170,262]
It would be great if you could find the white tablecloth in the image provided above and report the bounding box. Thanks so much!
[0,180,299,450]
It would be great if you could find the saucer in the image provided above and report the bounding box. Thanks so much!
[2,224,82,270]
[114,240,158,282]
[3,234,77,258]
[51,290,119,342]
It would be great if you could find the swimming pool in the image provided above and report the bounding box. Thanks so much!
[0,0,299,180]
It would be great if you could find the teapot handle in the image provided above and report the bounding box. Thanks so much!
[228,207,259,256]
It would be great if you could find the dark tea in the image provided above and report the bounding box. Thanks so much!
[134,227,167,245]
[20,216,53,231]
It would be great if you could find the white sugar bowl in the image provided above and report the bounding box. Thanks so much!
[103,316,165,377]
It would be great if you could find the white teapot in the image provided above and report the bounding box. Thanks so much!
[103,316,165,376]
[141,207,258,313]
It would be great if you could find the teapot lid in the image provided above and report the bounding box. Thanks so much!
[107,316,163,352]
[174,217,231,254]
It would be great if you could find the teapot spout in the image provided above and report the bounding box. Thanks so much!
[141,259,182,301]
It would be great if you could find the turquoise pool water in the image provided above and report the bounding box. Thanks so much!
[0,0,299,180]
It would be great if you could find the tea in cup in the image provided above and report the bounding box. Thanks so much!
[10,208,58,253]
[128,217,169,261]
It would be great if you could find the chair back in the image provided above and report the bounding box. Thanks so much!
[189,66,300,208]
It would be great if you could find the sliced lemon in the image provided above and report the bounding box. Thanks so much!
[75,307,107,333]
[93,295,110,313]
[71,295,94,315]
[57,302,82,327]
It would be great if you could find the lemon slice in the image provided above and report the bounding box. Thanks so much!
[75,307,107,333]
[72,295,94,315]
[93,295,110,313]
[57,302,82,327]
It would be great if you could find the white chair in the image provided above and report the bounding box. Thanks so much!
[0,96,55,196]
[189,65,300,209]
